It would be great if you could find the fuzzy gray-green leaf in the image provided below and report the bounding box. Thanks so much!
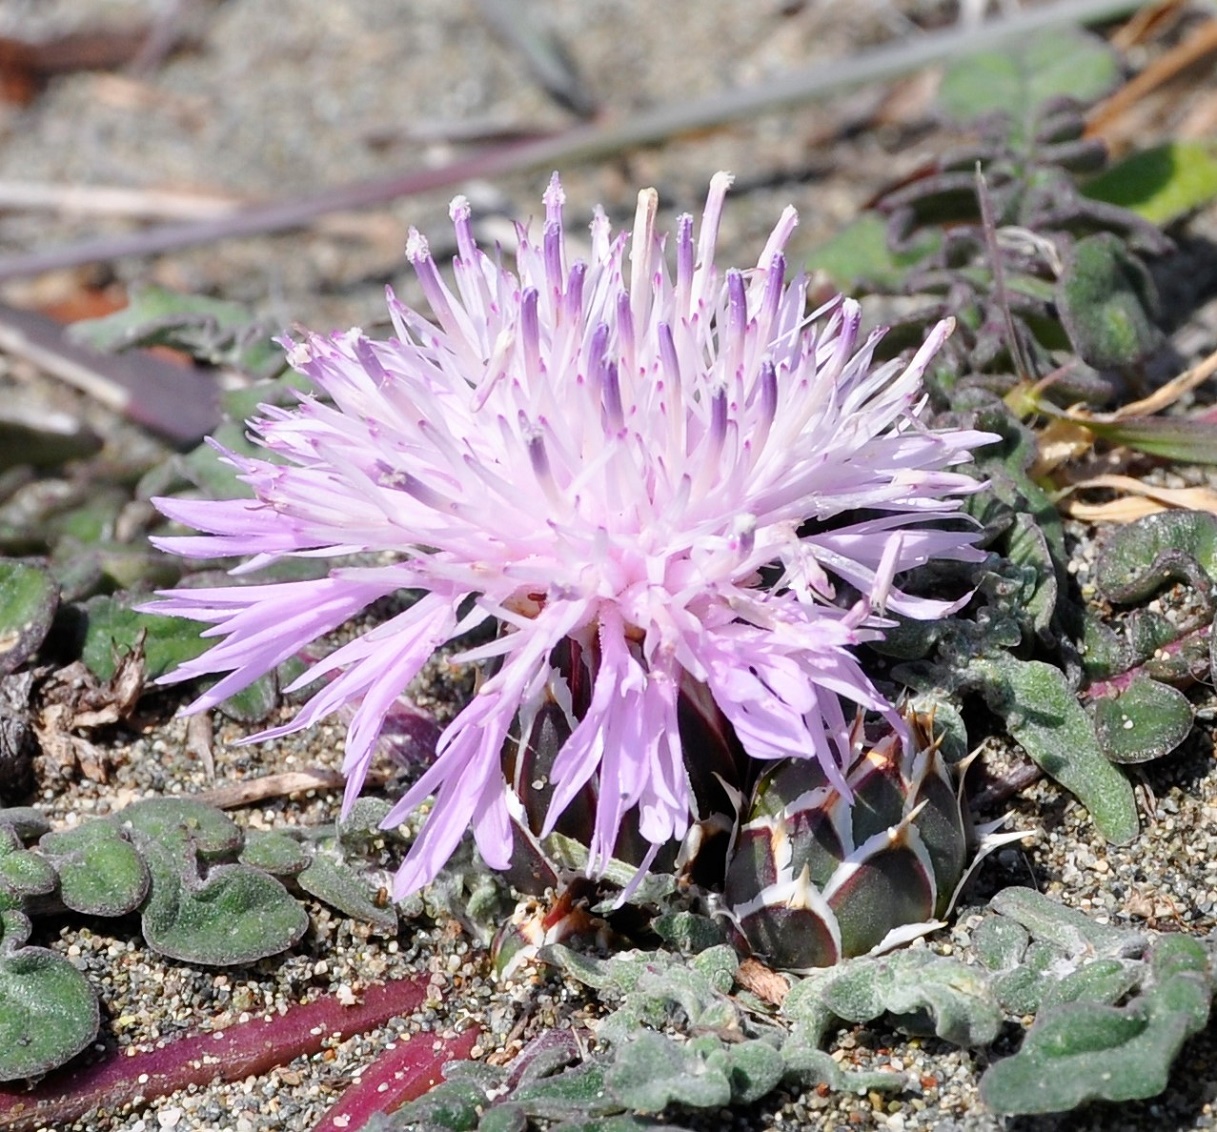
[1039,958,1142,1010]
[605,1031,732,1112]
[780,1032,904,1095]
[653,911,730,955]
[296,852,397,933]
[511,1061,619,1119]
[937,29,1118,142]
[0,945,100,1080]
[990,887,1143,959]
[238,830,311,876]
[1058,233,1160,370]
[1090,674,1193,764]
[979,936,1211,1114]
[390,1077,487,1131]
[0,559,57,677]
[119,797,244,859]
[139,857,308,966]
[38,819,149,916]
[818,952,1001,1049]
[968,654,1139,844]
[0,827,56,899]
[1094,510,1217,603]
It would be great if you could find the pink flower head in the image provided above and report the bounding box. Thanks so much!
[149,173,992,898]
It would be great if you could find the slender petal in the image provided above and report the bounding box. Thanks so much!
[149,175,994,898]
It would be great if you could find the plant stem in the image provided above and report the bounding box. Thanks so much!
[0,973,434,1132]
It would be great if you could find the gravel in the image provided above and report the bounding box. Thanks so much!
[1,1,1217,1130]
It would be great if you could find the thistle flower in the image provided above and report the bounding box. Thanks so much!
[149,173,992,899]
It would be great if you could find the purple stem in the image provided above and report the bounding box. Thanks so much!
[0,973,433,1132]
[1084,620,1212,700]
[311,1025,481,1132]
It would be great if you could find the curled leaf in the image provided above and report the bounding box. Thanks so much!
[1089,674,1193,765]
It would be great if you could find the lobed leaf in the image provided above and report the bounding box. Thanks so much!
[979,936,1212,1114]
[1095,510,1217,604]
[605,1031,732,1112]
[0,946,100,1081]
[1089,674,1193,765]
[38,820,149,916]
[967,655,1139,844]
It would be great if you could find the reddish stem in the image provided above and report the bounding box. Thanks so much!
[311,1025,481,1132]
[0,973,432,1132]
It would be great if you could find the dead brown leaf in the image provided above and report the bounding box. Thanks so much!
[0,27,154,106]
[735,956,790,1007]
[193,768,391,810]
[31,648,145,785]
[1087,18,1217,145]
[1056,473,1217,523]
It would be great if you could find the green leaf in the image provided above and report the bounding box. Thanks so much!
[38,820,149,916]
[1005,512,1058,636]
[1089,674,1193,765]
[967,654,1139,844]
[1057,233,1159,370]
[511,1061,620,1119]
[0,945,100,1080]
[80,594,211,683]
[0,559,57,676]
[1039,958,1141,1011]
[390,1077,488,1131]
[1082,415,1217,464]
[779,1032,904,1095]
[806,214,940,291]
[1095,510,1217,602]
[605,1031,732,1112]
[937,29,1119,141]
[652,911,730,955]
[118,798,307,965]
[1084,142,1217,226]
[725,1040,785,1104]
[990,887,1141,959]
[818,952,1002,1049]
[991,941,1065,1016]
[67,283,284,378]
[296,852,398,933]
[979,935,1212,1114]
[238,830,311,876]
[478,1103,528,1132]
[336,797,396,849]
[118,797,245,859]
[690,945,739,994]
[0,827,56,899]
[139,856,308,966]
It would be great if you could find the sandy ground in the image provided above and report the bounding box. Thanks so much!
[1,2,1217,1131]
